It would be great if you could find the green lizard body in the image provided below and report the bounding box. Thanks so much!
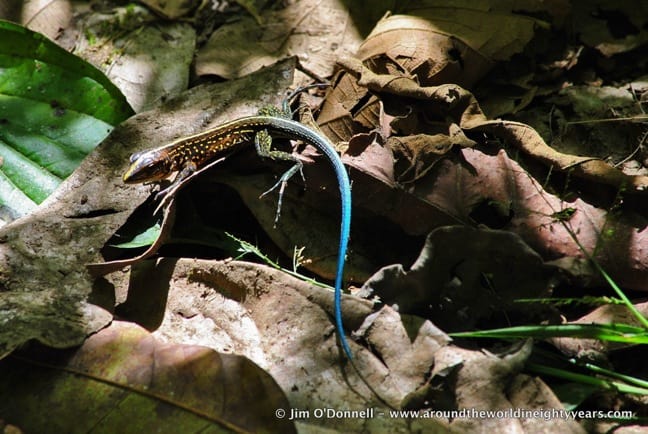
[123,101,354,358]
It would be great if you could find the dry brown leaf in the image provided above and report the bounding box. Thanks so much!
[0,321,295,433]
[388,134,455,183]
[195,0,363,80]
[16,0,72,40]
[433,341,584,433]
[468,120,648,190]
[319,5,546,142]
[318,59,648,291]
[336,58,648,193]
[95,244,580,433]
[572,1,648,56]
[388,125,477,183]
[128,258,576,432]
[107,241,588,433]
[444,148,648,292]
[138,0,198,19]
[358,306,452,399]
[336,57,648,196]
[356,4,547,80]
[115,258,452,432]
[65,6,196,112]
[357,13,495,89]
[549,301,648,358]
[317,74,380,143]
[360,226,559,330]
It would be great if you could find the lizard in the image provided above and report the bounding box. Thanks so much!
[122,88,354,359]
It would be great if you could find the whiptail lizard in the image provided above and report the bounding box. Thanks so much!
[122,88,354,358]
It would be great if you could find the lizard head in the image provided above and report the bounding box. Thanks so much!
[122,149,173,183]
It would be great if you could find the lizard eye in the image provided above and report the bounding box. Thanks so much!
[140,156,161,171]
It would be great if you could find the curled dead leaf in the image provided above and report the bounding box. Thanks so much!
[388,124,476,183]
[359,226,559,330]
[434,341,583,433]
[319,5,544,145]
[335,58,648,192]
[357,11,501,89]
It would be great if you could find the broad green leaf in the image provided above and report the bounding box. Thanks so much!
[0,170,37,217]
[0,20,133,219]
[0,21,131,124]
[0,135,61,203]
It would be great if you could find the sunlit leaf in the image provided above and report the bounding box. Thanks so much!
[0,20,133,219]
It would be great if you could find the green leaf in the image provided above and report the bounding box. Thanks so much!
[112,223,161,248]
[0,21,131,124]
[0,20,133,218]
[0,170,37,217]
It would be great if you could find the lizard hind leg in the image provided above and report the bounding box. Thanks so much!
[255,129,305,224]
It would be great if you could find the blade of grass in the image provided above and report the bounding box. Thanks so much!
[527,362,648,396]
[515,296,624,307]
[568,359,648,389]
[450,323,648,344]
